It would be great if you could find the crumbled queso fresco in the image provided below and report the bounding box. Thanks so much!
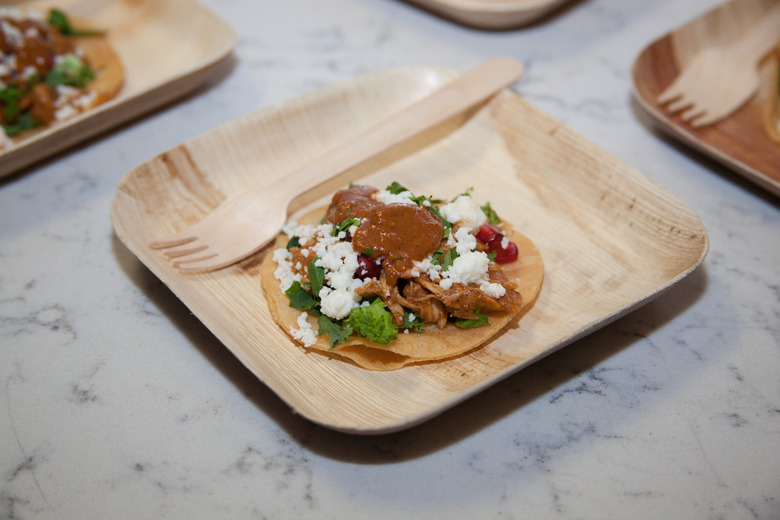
[273,188,507,346]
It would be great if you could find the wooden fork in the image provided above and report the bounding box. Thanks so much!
[150,58,524,273]
[657,2,780,127]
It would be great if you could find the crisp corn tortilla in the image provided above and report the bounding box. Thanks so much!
[71,25,124,107]
[261,205,544,371]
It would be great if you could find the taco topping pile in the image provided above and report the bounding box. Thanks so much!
[271,182,526,352]
[0,8,107,146]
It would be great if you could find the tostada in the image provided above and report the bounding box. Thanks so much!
[261,182,544,371]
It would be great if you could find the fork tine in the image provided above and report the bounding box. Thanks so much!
[680,104,707,123]
[172,252,219,269]
[657,88,680,105]
[664,96,694,113]
[162,243,209,260]
[174,255,237,274]
[150,234,197,250]
[689,111,720,128]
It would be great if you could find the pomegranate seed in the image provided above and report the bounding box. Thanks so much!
[488,237,518,264]
[355,253,381,280]
[475,224,499,244]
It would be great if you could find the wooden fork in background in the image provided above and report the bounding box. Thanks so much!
[657,1,780,127]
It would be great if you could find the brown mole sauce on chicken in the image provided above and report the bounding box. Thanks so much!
[325,185,444,285]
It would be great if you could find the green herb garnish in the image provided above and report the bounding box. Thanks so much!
[0,85,25,122]
[453,187,473,200]
[285,281,317,310]
[401,311,425,333]
[480,202,502,225]
[387,181,409,194]
[318,315,353,349]
[333,216,361,236]
[308,258,325,295]
[347,299,398,345]
[45,54,94,89]
[431,248,458,271]
[48,8,105,36]
[3,111,37,136]
[455,309,489,328]
[286,236,300,250]
[427,204,452,239]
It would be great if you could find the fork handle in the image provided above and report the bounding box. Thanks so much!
[736,3,780,63]
[273,57,524,201]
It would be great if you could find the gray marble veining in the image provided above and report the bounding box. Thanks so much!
[1,0,778,518]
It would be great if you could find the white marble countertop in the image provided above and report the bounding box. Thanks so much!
[2,0,779,518]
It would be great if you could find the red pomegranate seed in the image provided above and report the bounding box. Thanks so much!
[355,253,381,280]
[475,224,499,244]
[488,237,518,264]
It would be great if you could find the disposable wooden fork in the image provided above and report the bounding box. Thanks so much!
[657,2,780,127]
[150,58,524,273]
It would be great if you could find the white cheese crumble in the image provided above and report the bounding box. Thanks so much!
[74,90,96,109]
[480,281,506,298]
[452,226,478,256]
[55,85,81,105]
[411,257,442,280]
[1,20,23,47]
[272,248,300,292]
[273,221,367,321]
[372,189,418,205]
[290,312,317,347]
[0,8,43,22]
[55,104,78,121]
[318,287,355,320]
[435,222,499,294]
[0,8,24,19]
[439,251,491,290]
[438,195,487,232]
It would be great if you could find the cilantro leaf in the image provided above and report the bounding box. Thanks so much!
[427,205,452,239]
[453,187,473,200]
[308,258,325,295]
[333,216,361,236]
[285,281,317,310]
[347,299,398,345]
[48,9,105,36]
[432,249,458,271]
[47,9,71,33]
[487,250,497,262]
[401,311,424,333]
[286,236,300,250]
[3,112,37,136]
[387,181,409,195]
[317,315,353,350]
[45,54,94,89]
[480,202,502,225]
[455,309,489,328]
[0,85,25,121]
